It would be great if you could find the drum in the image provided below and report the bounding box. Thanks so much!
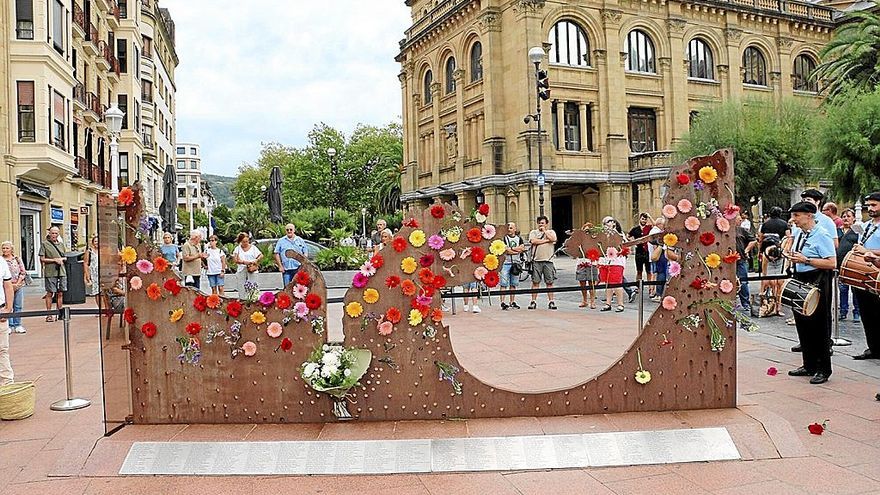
[840,251,880,295]
[780,278,820,316]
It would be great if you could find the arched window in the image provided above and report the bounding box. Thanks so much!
[423,70,433,104]
[687,38,714,80]
[793,54,818,92]
[548,20,590,66]
[445,57,456,94]
[470,42,483,82]
[625,29,656,73]
[742,46,767,86]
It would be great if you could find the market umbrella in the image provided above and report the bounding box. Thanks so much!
[158,163,178,234]
[268,166,284,223]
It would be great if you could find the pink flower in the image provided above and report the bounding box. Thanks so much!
[473,266,488,280]
[292,284,309,300]
[439,248,456,261]
[427,235,444,250]
[723,203,741,220]
[136,259,154,274]
[266,322,283,338]
[677,199,693,213]
[294,301,309,318]
[378,321,394,336]
[352,272,369,288]
[242,341,257,357]
[685,216,701,231]
[129,276,143,290]
[605,246,619,258]
[668,261,681,278]
[359,261,376,277]
[482,224,497,240]
[766,367,778,376]
[662,296,678,310]
[719,279,734,294]
[662,204,678,219]
[716,217,731,232]
[459,247,472,259]
[416,294,432,306]
[259,291,276,306]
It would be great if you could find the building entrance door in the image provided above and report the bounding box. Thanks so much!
[551,195,573,251]
[20,209,42,276]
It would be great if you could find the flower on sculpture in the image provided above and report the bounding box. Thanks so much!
[586,248,601,262]
[408,308,424,327]
[392,237,407,252]
[483,254,499,270]
[482,224,496,240]
[489,240,506,256]
[662,296,678,311]
[117,187,135,206]
[153,257,170,273]
[123,307,137,325]
[346,302,364,318]
[193,294,208,312]
[185,322,202,336]
[250,311,267,325]
[385,275,401,288]
[242,341,257,357]
[130,276,143,291]
[401,257,417,274]
[470,247,486,264]
[474,266,489,280]
[141,322,157,338]
[386,307,402,324]
[163,278,181,296]
[419,253,435,267]
[676,173,690,185]
[699,232,716,246]
[401,280,417,296]
[635,349,651,384]
[292,284,309,299]
[439,248,456,261]
[484,271,500,287]
[359,261,376,277]
[295,271,311,286]
[147,283,162,300]
[136,259,154,274]
[370,253,384,269]
[705,253,722,269]
[466,228,483,243]
[430,204,445,219]
[259,291,276,307]
[723,251,740,264]
[294,302,309,319]
[409,230,427,248]
[378,321,394,336]
[663,233,679,247]
[280,338,293,352]
[275,292,292,310]
[684,216,701,232]
[352,272,369,289]
[363,288,380,304]
[267,321,283,338]
[723,203,741,220]
[445,227,462,243]
[305,294,322,310]
[169,308,184,323]
[677,199,693,214]
[716,217,731,233]
[418,268,435,286]
[662,204,678,219]
[206,294,221,309]
[668,261,681,278]
[428,235,445,250]
[120,246,137,265]
[226,300,243,318]
[719,279,734,294]
[698,166,718,183]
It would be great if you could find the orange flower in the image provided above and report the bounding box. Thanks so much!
[153,256,170,273]
[466,227,483,243]
[431,308,443,322]
[117,187,134,206]
[401,279,417,296]
[206,293,221,309]
[146,283,162,301]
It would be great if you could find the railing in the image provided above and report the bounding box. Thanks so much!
[405,0,469,42]
[76,156,89,178]
[102,43,120,74]
[629,150,675,172]
[73,2,86,33]
[86,92,104,118]
[88,22,99,43]
[73,82,86,106]
[108,0,120,21]
[702,0,834,22]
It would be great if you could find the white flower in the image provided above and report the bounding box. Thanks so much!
[475,212,487,223]
[320,367,333,378]
[321,352,340,367]
[303,363,319,378]
[322,344,329,352]
[343,369,352,377]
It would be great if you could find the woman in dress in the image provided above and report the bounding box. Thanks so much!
[1,241,28,333]
[232,232,263,289]
[82,235,101,314]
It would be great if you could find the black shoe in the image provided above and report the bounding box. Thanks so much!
[788,367,812,376]
[528,301,536,310]
[853,351,878,360]
[501,302,509,310]
[810,373,830,384]
[600,304,612,312]
[627,291,637,303]
[548,301,557,310]
[510,301,520,309]
[791,345,802,353]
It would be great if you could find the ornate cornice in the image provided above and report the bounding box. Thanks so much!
[601,9,623,26]
[512,0,546,14]
[667,17,687,33]
[724,27,743,43]
[478,7,501,33]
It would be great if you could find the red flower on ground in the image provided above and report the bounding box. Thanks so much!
[484,271,500,288]
[163,278,181,296]
[723,251,740,264]
[276,292,292,310]
[808,421,828,435]
[185,322,202,336]
[385,275,401,288]
[470,246,486,263]
[392,236,407,252]
[140,322,157,338]
[305,293,322,310]
[370,254,384,269]
[401,279,417,296]
[478,203,490,216]
[466,228,483,243]
[418,268,435,286]
[430,204,445,219]
[193,294,208,312]
[419,253,435,267]
[123,307,137,325]
[676,173,690,185]
[699,232,716,246]
[431,308,443,322]
[766,367,778,376]
[280,337,293,351]
[403,218,419,228]
[226,300,243,318]
[586,248,601,262]
[386,307,402,324]
[153,256,170,273]
[295,271,311,286]
[432,275,447,289]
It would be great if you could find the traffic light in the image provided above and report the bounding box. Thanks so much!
[537,69,550,100]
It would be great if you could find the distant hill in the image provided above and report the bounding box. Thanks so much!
[202,174,236,207]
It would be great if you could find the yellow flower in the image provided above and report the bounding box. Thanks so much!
[663,233,678,247]
[120,246,137,264]
[401,257,417,274]
[489,240,506,256]
[705,253,722,269]
[698,166,718,184]
[635,369,652,384]
[445,228,461,243]
[408,308,423,326]
[409,229,426,248]
[363,288,379,304]
[250,311,266,324]
[483,254,499,270]
[169,308,184,322]
[346,301,364,318]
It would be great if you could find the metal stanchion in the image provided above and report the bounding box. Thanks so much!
[637,280,645,333]
[50,307,91,411]
[831,270,852,347]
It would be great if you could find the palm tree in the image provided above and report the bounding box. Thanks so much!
[815,4,880,99]
[223,203,274,239]
[374,160,404,214]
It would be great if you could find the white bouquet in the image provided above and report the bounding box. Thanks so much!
[301,344,371,400]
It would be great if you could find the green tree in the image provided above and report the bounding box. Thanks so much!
[675,99,818,206]
[814,4,880,99]
[813,88,880,201]
[223,203,274,240]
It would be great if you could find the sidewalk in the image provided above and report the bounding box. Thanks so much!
[1,289,879,494]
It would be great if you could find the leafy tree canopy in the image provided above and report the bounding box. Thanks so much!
[814,4,880,99]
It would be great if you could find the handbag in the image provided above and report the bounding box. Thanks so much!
[509,260,523,276]
[246,263,258,273]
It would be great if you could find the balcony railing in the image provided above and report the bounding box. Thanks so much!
[629,150,675,172]
[73,2,86,33]
[102,42,120,74]
[109,0,120,21]
[73,82,86,106]
[76,156,89,178]
[86,92,105,118]
[88,22,99,43]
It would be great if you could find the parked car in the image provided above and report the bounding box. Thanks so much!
[254,238,328,262]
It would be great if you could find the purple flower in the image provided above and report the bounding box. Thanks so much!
[694,180,705,191]
[667,261,681,278]
[352,272,369,288]
[427,234,445,250]
[294,301,309,318]
[259,291,276,306]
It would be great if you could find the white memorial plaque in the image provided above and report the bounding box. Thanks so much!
[276,442,309,473]
[431,438,468,472]
[394,440,432,473]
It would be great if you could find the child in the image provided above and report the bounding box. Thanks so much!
[576,248,600,309]
[600,246,626,312]
[205,235,227,295]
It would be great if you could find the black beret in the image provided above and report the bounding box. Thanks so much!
[864,191,880,203]
[789,201,818,214]
[800,188,824,201]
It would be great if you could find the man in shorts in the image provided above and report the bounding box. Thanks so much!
[629,213,654,290]
[528,216,558,310]
[500,222,526,310]
[39,226,67,322]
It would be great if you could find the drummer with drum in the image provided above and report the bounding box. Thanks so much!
[850,192,880,361]
[784,201,836,384]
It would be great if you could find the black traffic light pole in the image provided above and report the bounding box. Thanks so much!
[534,62,549,217]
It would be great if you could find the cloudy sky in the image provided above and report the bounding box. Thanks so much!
[163,0,411,176]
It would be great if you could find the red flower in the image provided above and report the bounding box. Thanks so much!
[140,322,157,338]
[123,307,137,325]
[432,275,447,289]
[206,294,221,309]
[370,254,384,269]
[466,228,483,243]
[280,337,293,352]
[117,187,134,206]
[586,248,601,262]
[392,236,407,252]
[185,322,202,336]
[418,268,435,286]
[470,246,486,263]
[699,232,716,246]
[808,421,828,435]
[226,300,243,318]
[484,271,500,288]
[620,247,630,257]
[163,278,181,296]
[294,271,311,286]
[690,277,706,289]
[305,293,322,310]
[193,294,208,312]
[419,253,435,267]
[723,251,741,264]
[386,307,402,324]
[276,292,292,310]
[401,279,417,296]
[153,256,170,273]
[478,203,490,216]
[385,275,401,288]
[403,218,419,228]
[430,204,445,219]
[431,308,443,322]
[676,173,690,185]
[421,286,436,297]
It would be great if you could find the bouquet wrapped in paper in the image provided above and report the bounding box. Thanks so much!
[301,344,372,401]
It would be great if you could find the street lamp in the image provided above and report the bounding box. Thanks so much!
[475,190,485,206]
[206,197,215,237]
[188,183,197,233]
[104,104,125,196]
[360,207,367,241]
[526,46,548,217]
[327,148,338,220]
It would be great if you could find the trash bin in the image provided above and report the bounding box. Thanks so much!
[62,252,86,305]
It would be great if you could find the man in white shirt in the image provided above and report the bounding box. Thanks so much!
[0,258,15,385]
